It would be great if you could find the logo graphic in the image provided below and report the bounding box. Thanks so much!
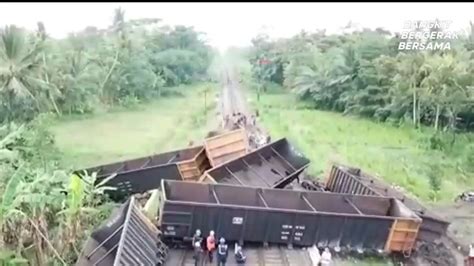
[398,20,459,51]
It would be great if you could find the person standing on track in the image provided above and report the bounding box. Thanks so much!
[320,247,332,266]
[192,229,203,249]
[193,241,203,266]
[467,244,474,266]
[206,230,216,263]
[217,237,228,266]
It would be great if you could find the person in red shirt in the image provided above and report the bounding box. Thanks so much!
[206,230,216,263]
[466,244,474,266]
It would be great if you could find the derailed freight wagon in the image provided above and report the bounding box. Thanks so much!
[76,146,211,200]
[76,196,168,266]
[325,164,450,242]
[159,180,422,255]
[199,138,310,188]
[204,128,249,167]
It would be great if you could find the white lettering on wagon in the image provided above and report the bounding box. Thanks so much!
[232,217,243,225]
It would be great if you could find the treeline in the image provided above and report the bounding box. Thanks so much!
[0,8,214,122]
[249,23,474,131]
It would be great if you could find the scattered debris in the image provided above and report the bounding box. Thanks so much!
[300,179,326,191]
[456,191,474,203]
[413,242,457,266]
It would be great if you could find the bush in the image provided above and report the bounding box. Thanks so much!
[427,163,442,202]
[465,144,474,172]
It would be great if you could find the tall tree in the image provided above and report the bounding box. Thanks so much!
[0,26,45,120]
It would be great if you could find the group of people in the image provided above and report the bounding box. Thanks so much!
[308,245,333,266]
[223,112,257,130]
[192,229,246,266]
[191,229,336,266]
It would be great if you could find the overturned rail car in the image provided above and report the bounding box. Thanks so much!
[325,164,450,242]
[204,128,248,167]
[76,196,168,266]
[199,138,310,189]
[159,180,421,255]
[76,146,211,200]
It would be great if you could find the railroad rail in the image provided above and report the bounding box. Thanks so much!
[163,245,312,266]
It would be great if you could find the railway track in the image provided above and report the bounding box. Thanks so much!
[219,66,270,150]
[164,245,312,266]
[220,67,249,127]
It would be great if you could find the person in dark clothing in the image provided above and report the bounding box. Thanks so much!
[217,237,228,266]
[193,241,203,266]
[192,229,203,249]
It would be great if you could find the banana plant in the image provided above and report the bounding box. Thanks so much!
[56,171,116,259]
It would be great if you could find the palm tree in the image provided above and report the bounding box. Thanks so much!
[100,8,128,103]
[393,53,426,127]
[0,25,45,120]
[36,22,61,116]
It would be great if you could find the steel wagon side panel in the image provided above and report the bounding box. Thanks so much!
[160,180,420,253]
[100,164,182,200]
[160,201,394,251]
[326,164,448,242]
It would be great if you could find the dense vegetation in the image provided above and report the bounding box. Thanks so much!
[0,8,214,265]
[0,8,213,122]
[248,24,474,131]
[244,22,474,203]
[248,91,474,202]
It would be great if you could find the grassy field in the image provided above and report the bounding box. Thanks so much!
[50,83,217,168]
[248,89,474,203]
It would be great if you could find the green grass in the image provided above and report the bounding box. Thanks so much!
[249,90,474,203]
[50,83,217,168]
[333,257,394,266]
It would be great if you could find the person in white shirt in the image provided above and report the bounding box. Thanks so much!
[320,247,332,266]
[308,245,321,266]
[467,244,474,266]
